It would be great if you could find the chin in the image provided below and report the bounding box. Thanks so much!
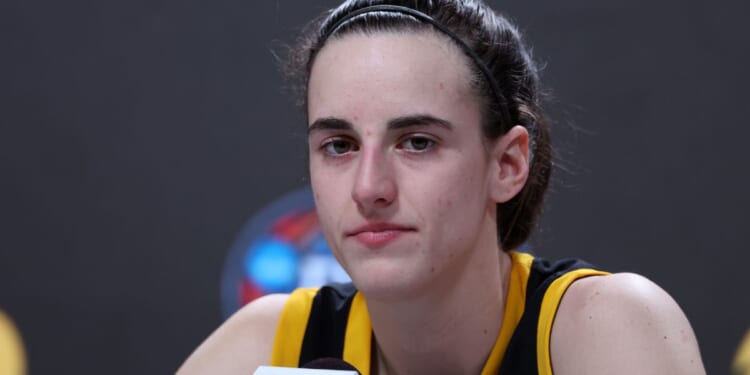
[347,259,431,302]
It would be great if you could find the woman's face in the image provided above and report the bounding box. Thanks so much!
[307,31,499,300]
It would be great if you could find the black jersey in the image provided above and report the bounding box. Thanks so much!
[270,251,608,375]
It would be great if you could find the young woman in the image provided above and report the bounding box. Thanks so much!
[178,1,706,374]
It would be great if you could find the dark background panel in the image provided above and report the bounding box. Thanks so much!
[0,0,747,374]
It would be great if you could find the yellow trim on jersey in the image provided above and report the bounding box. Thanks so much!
[342,292,372,375]
[0,310,26,375]
[536,268,609,375]
[270,288,320,367]
[269,252,604,374]
[480,251,534,375]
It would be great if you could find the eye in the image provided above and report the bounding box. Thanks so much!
[322,138,358,156]
[399,135,435,152]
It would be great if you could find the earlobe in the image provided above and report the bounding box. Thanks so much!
[489,125,530,203]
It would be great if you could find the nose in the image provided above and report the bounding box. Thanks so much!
[351,146,397,214]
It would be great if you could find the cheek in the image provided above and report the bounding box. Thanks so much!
[424,160,489,233]
[312,178,333,212]
[311,167,349,232]
[434,164,487,204]
[436,196,454,210]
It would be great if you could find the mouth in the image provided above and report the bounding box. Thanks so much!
[345,223,416,247]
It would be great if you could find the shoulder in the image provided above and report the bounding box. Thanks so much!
[550,272,705,375]
[176,293,289,375]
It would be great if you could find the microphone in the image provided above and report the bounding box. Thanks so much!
[303,358,361,374]
[253,358,360,375]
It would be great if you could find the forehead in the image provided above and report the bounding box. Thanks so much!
[307,31,481,125]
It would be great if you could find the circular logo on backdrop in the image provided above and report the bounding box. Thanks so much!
[220,187,350,318]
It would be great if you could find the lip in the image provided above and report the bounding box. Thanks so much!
[345,222,415,247]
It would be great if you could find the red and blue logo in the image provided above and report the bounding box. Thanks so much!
[220,187,350,318]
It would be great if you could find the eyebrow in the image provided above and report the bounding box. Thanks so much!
[308,114,454,134]
[388,114,454,131]
[308,117,352,134]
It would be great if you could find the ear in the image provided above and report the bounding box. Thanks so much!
[488,125,530,203]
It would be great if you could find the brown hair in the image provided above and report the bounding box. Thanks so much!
[286,0,552,251]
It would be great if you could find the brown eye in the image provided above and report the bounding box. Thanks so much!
[323,139,357,155]
[400,136,435,152]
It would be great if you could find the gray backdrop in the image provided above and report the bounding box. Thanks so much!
[1,0,747,374]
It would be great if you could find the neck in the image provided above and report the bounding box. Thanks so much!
[365,224,512,375]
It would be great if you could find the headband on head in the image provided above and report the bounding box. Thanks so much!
[319,4,513,130]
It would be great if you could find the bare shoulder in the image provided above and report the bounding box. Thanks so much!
[176,293,289,375]
[550,272,706,375]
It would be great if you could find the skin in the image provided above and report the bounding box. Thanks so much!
[177,31,706,375]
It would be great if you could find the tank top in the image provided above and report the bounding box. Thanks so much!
[270,251,608,374]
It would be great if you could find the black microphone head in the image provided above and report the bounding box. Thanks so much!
[302,357,361,374]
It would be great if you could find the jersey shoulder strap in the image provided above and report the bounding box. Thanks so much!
[270,283,360,367]
[499,256,609,375]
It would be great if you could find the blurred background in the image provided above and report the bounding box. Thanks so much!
[1,0,748,374]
